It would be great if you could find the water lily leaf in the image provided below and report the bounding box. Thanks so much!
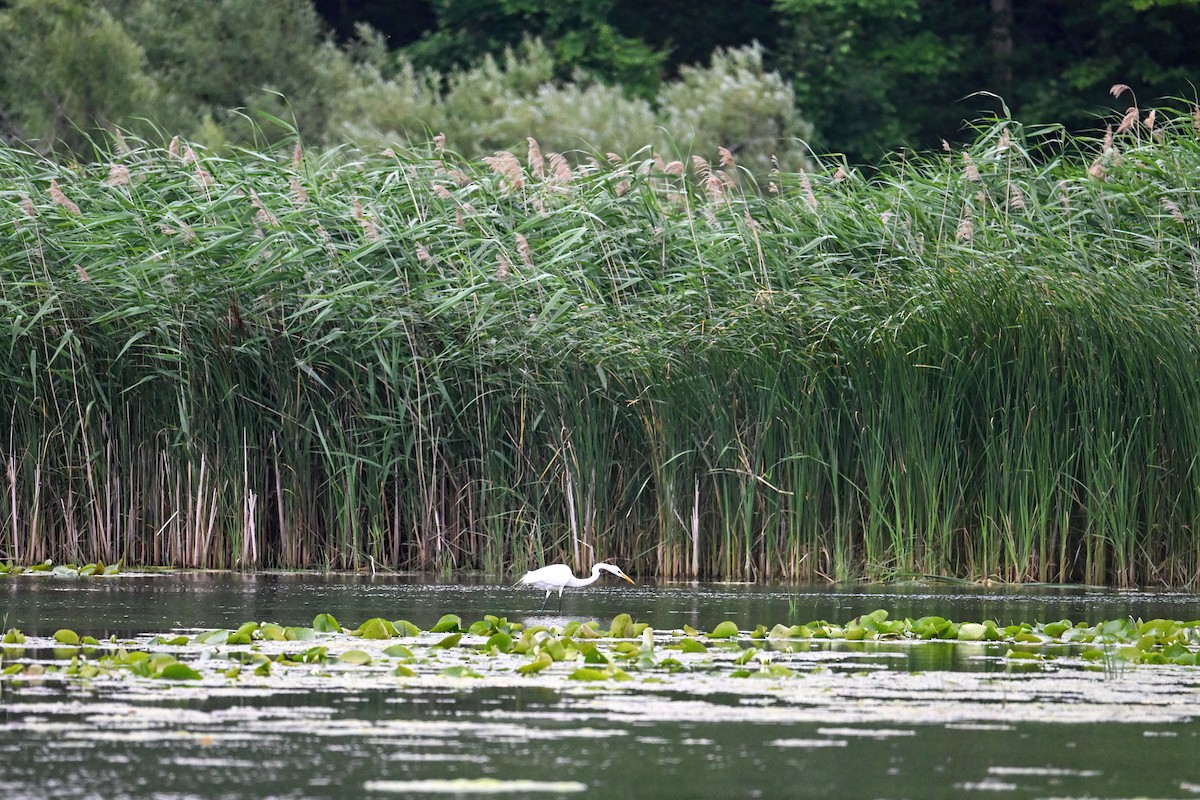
[194,629,229,645]
[440,665,481,678]
[53,629,80,646]
[957,623,987,641]
[3,628,25,644]
[384,644,415,659]
[392,620,421,637]
[79,564,98,577]
[255,661,272,676]
[2,663,24,675]
[355,618,397,640]
[393,664,416,677]
[485,631,513,653]
[259,623,287,641]
[584,647,610,665]
[609,613,634,638]
[568,667,608,681]
[228,621,258,645]
[159,662,202,680]
[708,621,740,639]
[432,633,462,649]
[338,649,372,665]
[518,653,553,675]
[313,613,342,633]
[430,614,462,633]
[285,626,316,641]
[681,638,708,654]
[103,562,121,575]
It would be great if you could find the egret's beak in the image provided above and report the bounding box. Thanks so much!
[621,574,635,585]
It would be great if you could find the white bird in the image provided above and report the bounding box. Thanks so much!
[517,562,635,611]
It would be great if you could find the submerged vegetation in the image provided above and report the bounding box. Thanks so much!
[2,103,1200,585]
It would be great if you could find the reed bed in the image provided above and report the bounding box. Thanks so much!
[2,110,1199,586]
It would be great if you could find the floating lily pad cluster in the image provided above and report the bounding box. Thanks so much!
[3,609,1199,686]
[0,560,121,577]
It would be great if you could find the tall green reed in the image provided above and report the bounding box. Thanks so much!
[2,109,1199,585]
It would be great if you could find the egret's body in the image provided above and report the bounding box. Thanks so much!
[518,562,635,611]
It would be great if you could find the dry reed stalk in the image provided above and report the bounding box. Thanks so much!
[1110,83,1132,99]
[483,151,524,191]
[1162,198,1185,223]
[799,171,817,209]
[193,165,214,190]
[290,177,308,208]
[292,141,303,168]
[1143,109,1156,130]
[963,153,981,182]
[1116,106,1139,134]
[168,136,181,158]
[49,179,80,215]
[547,152,572,184]
[1193,107,1200,133]
[1088,160,1107,181]
[515,232,533,268]
[1007,183,1026,210]
[956,203,974,244]
[250,189,279,227]
[833,166,847,182]
[352,200,380,241]
[433,184,453,200]
[20,194,35,217]
[495,253,511,281]
[75,264,90,282]
[105,164,130,187]
[527,137,544,179]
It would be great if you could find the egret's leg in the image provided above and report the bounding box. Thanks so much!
[540,591,550,611]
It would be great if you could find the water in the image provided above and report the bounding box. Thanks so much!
[3,573,1200,799]
[4,571,1199,636]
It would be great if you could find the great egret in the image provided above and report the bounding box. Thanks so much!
[517,562,635,611]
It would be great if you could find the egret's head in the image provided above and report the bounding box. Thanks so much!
[599,563,635,585]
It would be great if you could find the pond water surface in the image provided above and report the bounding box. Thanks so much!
[2,572,1200,799]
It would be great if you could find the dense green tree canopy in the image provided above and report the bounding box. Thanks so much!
[1,0,1198,163]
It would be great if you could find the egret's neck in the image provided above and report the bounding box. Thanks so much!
[566,565,604,588]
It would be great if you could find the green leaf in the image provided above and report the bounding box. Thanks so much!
[383,644,415,659]
[313,613,341,633]
[485,631,513,653]
[568,667,609,681]
[53,629,80,646]
[159,662,202,680]
[440,665,482,678]
[394,664,416,677]
[285,626,316,641]
[392,620,421,637]
[338,649,372,665]
[355,618,397,640]
[708,621,740,639]
[609,613,634,638]
[957,623,987,641]
[680,638,708,654]
[432,633,462,649]
[430,614,463,633]
[517,653,553,675]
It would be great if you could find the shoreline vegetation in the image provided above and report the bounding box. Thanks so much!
[2,105,1200,587]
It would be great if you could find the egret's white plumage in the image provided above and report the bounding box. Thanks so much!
[517,562,635,610]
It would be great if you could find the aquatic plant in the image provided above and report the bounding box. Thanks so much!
[2,105,1200,585]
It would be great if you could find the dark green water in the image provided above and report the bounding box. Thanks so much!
[2,574,1200,799]
[3,571,1198,636]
